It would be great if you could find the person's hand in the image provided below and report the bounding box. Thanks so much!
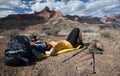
[45,48,55,56]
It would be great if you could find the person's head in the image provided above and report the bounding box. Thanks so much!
[45,42,53,50]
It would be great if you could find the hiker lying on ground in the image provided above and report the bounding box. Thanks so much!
[32,28,84,56]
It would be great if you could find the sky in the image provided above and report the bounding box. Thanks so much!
[0,0,120,18]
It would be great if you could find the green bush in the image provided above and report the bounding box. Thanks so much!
[44,29,60,36]
[100,31,110,38]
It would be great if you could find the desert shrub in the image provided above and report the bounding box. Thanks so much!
[4,30,20,39]
[100,31,110,38]
[44,29,60,36]
[82,28,94,33]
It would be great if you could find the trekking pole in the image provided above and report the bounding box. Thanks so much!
[91,52,96,74]
[62,45,88,62]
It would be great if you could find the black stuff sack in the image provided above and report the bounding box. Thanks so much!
[4,35,34,66]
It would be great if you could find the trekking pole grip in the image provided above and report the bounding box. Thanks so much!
[92,52,96,74]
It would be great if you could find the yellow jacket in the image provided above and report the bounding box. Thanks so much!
[49,40,73,51]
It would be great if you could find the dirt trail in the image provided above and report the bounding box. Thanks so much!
[0,27,120,76]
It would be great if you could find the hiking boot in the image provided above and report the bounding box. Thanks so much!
[77,41,84,48]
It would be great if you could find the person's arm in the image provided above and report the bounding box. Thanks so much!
[45,47,56,55]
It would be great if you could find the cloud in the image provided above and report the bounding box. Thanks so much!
[85,0,120,16]
[30,0,120,17]
[64,0,120,16]
[0,0,29,18]
[0,10,18,18]
[0,0,28,9]
[0,0,120,18]
[30,0,85,15]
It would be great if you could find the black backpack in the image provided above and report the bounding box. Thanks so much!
[4,35,35,66]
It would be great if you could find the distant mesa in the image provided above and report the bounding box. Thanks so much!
[2,6,63,21]
[0,6,64,30]
[65,15,102,24]
[43,6,51,12]
[100,14,120,23]
[1,6,120,24]
[35,6,63,20]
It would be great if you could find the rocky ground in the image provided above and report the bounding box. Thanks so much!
[0,20,120,76]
